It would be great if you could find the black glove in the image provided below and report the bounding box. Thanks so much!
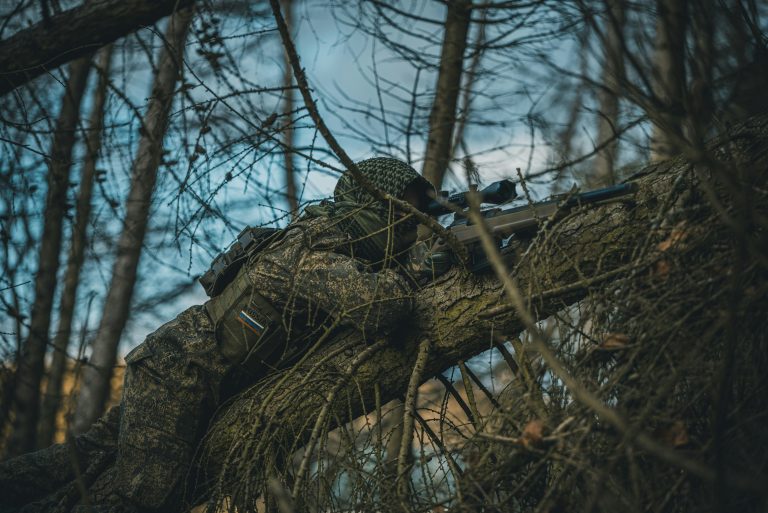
[406,238,454,284]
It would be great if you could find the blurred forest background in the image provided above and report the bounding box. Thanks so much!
[1,0,767,511]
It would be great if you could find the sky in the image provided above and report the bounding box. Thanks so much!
[0,0,607,357]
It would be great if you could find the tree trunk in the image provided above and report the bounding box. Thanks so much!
[70,8,193,436]
[0,0,193,97]
[593,0,625,186]
[720,0,768,124]
[687,0,714,144]
[421,0,472,187]
[649,0,687,161]
[200,115,768,505]
[281,0,298,219]
[37,46,114,449]
[450,7,486,170]
[6,55,92,458]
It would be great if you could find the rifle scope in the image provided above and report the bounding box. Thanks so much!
[424,179,518,216]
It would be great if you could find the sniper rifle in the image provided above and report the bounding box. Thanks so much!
[422,180,638,273]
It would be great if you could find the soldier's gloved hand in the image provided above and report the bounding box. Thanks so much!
[406,239,453,284]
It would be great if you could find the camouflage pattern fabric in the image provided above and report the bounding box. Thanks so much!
[247,216,413,346]
[305,157,433,266]
[334,157,432,205]
[113,305,231,511]
[110,218,413,511]
[0,406,120,513]
[0,158,426,513]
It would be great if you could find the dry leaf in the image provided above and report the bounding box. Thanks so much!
[657,222,689,252]
[657,420,690,448]
[601,333,630,350]
[522,419,544,447]
[654,259,672,279]
[668,420,690,448]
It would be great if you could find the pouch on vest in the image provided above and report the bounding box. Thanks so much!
[204,267,290,374]
[199,226,282,297]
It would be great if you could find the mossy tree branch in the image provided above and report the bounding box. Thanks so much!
[200,115,768,505]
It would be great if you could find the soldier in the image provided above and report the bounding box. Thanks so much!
[0,157,437,513]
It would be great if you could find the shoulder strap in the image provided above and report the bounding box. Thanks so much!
[199,226,283,297]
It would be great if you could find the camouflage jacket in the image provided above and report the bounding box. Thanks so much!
[240,215,414,354]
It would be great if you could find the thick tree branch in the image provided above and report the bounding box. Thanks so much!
[0,0,193,96]
[200,115,768,504]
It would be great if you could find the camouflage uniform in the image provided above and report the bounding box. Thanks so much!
[0,158,434,513]
[111,158,433,511]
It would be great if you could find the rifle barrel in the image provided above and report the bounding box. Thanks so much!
[562,182,637,207]
[445,181,638,243]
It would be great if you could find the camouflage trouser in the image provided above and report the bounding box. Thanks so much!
[0,407,120,513]
[114,305,239,511]
[0,306,248,513]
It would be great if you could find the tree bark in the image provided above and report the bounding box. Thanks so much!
[200,115,768,503]
[37,46,114,449]
[450,7,486,171]
[6,55,92,458]
[0,0,193,97]
[650,0,687,161]
[421,0,472,188]
[70,8,193,436]
[593,0,625,186]
[687,0,714,143]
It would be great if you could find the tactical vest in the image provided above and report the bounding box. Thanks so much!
[200,226,296,374]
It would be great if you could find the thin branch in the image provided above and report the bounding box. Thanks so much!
[267,0,470,264]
